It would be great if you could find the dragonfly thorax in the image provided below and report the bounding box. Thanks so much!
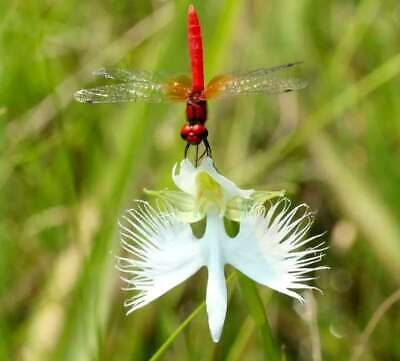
[182,95,208,145]
[186,96,207,125]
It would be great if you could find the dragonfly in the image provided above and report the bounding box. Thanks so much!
[74,4,307,161]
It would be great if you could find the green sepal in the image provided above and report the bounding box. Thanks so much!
[225,190,285,222]
[145,188,285,223]
[144,188,204,223]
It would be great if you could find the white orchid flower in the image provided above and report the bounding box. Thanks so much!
[117,158,326,343]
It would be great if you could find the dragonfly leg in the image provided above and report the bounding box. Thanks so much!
[198,141,210,160]
[195,145,199,167]
[198,148,207,160]
[203,138,212,158]
[184,139,212,165]
[184,143,190,159]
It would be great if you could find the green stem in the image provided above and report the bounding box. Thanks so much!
[148,302,205,361]
[149,273,237,361]
[238,274,281,361]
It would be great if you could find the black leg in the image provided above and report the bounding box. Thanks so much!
[198,140,209,161]
[184,140,212,165]
[184,143,190,158]
[199,148,207,160]
[203,138,212,158]
[195,144,199,167]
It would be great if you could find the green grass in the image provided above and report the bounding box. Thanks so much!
[2,0,400,360]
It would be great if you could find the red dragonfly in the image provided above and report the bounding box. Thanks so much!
[74,5,307,159]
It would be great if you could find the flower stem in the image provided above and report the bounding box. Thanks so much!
[148,273,237,361]
[148,301,205,361]
[238,274,281,361]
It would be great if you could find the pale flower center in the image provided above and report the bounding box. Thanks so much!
[195,172,225,215]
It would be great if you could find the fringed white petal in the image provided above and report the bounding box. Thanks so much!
[117,201,203,313]
[172,157,254,200]
[223,198,327,302]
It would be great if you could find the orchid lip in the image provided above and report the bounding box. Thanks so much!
[118,198,326,342]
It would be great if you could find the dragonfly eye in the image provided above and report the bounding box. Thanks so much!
[180,124,208,145]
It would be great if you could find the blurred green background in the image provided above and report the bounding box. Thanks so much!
[2,0,400,360]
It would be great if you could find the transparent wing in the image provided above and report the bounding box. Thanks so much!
[74,68,191,104]
[205,61,307,100]
[74,82,167,104]
[92,68,157,82]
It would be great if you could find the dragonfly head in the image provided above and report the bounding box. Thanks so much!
[180,123,208,145]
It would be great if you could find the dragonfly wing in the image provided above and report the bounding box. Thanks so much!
[74,74,191,104]
[74,82,168,103]
[244,61,304,75]
[205,62,307,99]
[92,68,157,82]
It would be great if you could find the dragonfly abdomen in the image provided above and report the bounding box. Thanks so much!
[188,5,204,93]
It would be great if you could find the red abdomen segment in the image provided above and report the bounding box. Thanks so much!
[188,5,204,93]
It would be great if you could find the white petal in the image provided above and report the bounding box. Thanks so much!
[117,201,204,313]
[172,157,254,200]
[172,158,197,195]
[201,215,228,342]
[198,158,254,200]
[223,199,327,301]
